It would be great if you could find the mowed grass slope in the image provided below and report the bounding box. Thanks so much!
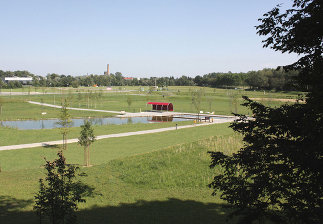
[0,123,232,171]
[0,126,241,224]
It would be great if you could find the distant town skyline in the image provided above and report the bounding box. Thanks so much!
[0,0,298,78]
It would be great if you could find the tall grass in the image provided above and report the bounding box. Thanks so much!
[109,134,243,190]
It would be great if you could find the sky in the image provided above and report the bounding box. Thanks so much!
[0,0,298,77]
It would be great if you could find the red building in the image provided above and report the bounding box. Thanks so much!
[147,102,173,111]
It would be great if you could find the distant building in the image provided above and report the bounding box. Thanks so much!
[147,102,174,111]
[123,77,134,80]
[4,77,33,84]
[104,64,110,75]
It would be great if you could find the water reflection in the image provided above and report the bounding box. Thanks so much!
[148,116,174,122]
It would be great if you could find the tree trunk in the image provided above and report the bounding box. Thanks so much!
[84,146,90,167]
[84,147,87,167]
[62,134,65,151]
[87,146,90,167]
[65,134,68,150]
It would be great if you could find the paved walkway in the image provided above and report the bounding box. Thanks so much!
[0,90,135,96]
[0,119,235,151]
[0,92,56,96]
[27,101,186,116]
[28,101,122,114]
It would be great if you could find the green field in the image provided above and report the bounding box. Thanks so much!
[0,86,299,121]
[0,121,194,146]
[0,123,241,224]
[0,86,302,223]
[0,98,115,120]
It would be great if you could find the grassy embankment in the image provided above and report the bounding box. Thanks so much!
[0,123,241,224]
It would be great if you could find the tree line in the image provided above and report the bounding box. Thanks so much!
[0,68,299,91]
[195,68,299,90]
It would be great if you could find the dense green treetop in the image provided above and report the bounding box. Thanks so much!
[209,0,322,223]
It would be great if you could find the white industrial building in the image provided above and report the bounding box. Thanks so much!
[4,77,33,84]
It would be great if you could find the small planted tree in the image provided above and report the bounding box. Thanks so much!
[230,91,238,114]
[98,89,103,107]
[56,99,73,150]
[78,121,96,167]
[126,95,132,111]
[34,152,88,224]
[207,96,213,112]
[77,92,82,107]
[191,88,204,121]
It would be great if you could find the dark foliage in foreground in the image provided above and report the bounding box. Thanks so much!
[34,152,93,224]
[209,0,322,223]
[210,96,322,223]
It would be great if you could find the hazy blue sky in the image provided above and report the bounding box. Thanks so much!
[0,0,298,77]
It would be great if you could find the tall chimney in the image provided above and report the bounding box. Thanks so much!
[107,64,110,75]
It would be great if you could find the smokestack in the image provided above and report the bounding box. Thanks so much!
[107,64,110,76]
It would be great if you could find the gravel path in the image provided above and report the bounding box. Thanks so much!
[0,120,234,151]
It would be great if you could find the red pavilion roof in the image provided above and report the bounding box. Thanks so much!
[147,102,172,106]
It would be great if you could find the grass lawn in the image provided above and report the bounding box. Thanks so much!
[0,99,115,121]
[0,123,241,224]
[0,86,302,223]
[0,86,298,121]
[0,123,233,171]
[0,120,194,146]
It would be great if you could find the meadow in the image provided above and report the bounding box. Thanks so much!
[0,124,241,224]
[0,121,194,146]
[0,86,300,120]
[0,86,301,223]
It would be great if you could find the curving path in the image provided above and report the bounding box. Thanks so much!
[28,101,122,114]
[0,119,235,151]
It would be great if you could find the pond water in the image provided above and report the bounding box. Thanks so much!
[0,116,191,130]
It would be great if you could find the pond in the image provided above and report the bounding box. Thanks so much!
[0,116,191,130]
